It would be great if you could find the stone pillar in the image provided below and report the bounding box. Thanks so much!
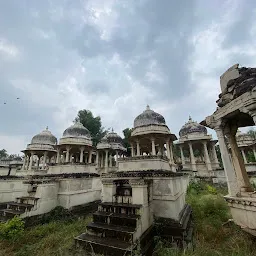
[211,144,219,164]
[101,152,104,167]
[131,143,134,157]
[22,154,26,170]
[96,151,99,167]
[203,141,212,171]
[253,148,256,161]
[169,142,174,163]
[215,127,239,196]
[226,127,252,192]
[43,151,48,167]
[151,138,156,156]
[241,149,247,164]
[180,145,185,165]
[136,140,140,156]
[166,140,171,159]
[88,150,92,164]
[37,156,40,169]
[105,150,109,168]
[188,142,196,171]
[65,146,70,163]
[26,155,30,170]
[28,152,34,171]
[109,154,112,167]
[56,149,60,164]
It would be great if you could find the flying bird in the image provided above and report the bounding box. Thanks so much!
[17,97,20,100]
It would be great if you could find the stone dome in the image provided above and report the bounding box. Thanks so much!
[63,122,91,139]
[134,105,166,128]
[104,129,123,144]
[31,127,57,145]
[179,116,207,137]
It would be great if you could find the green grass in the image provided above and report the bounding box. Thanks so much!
[0,216,91,256]
[154,182,256,256]
[1,182,256,256]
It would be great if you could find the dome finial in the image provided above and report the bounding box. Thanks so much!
[46,126,48,130]
[111,127,114,132]
[189,116,192,121]
[146,105,150,110]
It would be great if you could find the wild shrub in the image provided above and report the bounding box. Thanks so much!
[0,216,24,241]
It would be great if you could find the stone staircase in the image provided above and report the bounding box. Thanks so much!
[75,200,145,255]
[0,196,39,222]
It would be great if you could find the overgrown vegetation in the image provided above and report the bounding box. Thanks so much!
[154,181,256,256]
[1,183,256,255]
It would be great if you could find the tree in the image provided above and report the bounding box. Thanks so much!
[74,109,108,146]
[247,129,256,140]
[123,128,132,156]
[0,149,8,159]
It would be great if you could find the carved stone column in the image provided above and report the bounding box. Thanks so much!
[109,154,112,167]
[215,126,239,196]
[26,155,30,170]
[28,152,34,171]
[136,140,140,156]
[105,150,109,168]
[131,143,134,157]
[166,140,171,159]
[226,126,252,192]
[211,143,219,164]
[65,146,70,163]
[88,150,92,164]
[43,151,48,167]
[96,151,99,167]
[253,148,256,161]
[188,142,196,171]
[151,138,156,156]
[203,141,212,171]
[241,149,248,164]
[101,152,104,167]
[56,149,60,164]
[169,142,174,164]
[22,154,26,170]
[180,145,185,165]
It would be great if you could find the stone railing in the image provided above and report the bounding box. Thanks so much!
[48,162,96,166]
[118,155,169,162]
[112,195,133,204]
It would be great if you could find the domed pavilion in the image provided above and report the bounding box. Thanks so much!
[96,129,126,172]
[57,121,94,164]
[128,105,177,170]
[177,116,219,174]
[21,127,57,171]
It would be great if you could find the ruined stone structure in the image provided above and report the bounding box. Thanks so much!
[201,64,256,235]
[75,106,192,255]
[177,116,220,177]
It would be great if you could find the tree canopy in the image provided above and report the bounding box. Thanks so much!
[0,149,8,159]
[123,128,132,156]
[74,109,108,146]
[0,149,22,161]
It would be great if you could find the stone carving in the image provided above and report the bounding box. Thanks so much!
[217,64,256,107]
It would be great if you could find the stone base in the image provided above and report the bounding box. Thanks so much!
[225,194,256,230]
[154,204,193,249]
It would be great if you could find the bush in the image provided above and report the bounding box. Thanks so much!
[0,216,24,241]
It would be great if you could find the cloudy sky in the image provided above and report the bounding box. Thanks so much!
[1,0,256,154]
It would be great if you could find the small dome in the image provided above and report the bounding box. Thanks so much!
[31,127,57,145]
[63,122,91,139]
[134,105,166,128]
[104,129,123,144]
[179,116,207,137]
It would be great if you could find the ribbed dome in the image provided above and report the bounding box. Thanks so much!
[104,129,123,144]
[31,127,57,145]
[134,105,166,128]
[63,122,91,138]
[179,116,207,137]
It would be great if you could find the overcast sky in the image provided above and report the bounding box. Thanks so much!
[1,0,256,154]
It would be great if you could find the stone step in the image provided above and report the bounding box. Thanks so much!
[8,202,34,208]
[75,233,134,255]
[87,222,136,234]
[0,209,24,217]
